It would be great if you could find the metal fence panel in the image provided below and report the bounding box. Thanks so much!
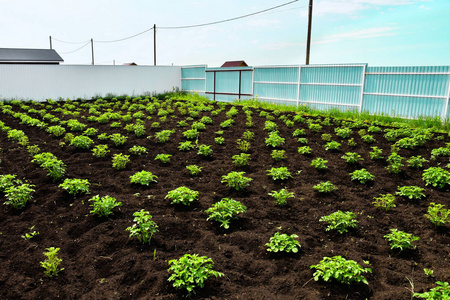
[181,65,206,93]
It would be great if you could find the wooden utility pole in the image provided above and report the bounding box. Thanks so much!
[49,36,52,49]
[305,0,313,65]
[91,38,94,65]
[153,24,156,66]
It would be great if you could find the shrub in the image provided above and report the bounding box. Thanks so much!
[186,165,203,176]
[313,181,338,193]
[40,247,64,277]
[205,198,247,229]
[373,194,396,211]
[319,211,358,234]
[126,209,158,244]
[112,153,130,170]
[4,183,35,209]
[269,188,295,206]
[266,232,301,253]
[311,256,371,285]
[130,170,158,185]
[168,254,224,295]
[89,195,122,217]
[166,186,199,205]
[424,202,450,227]
[422,167,450,188]
[266,167,292,181]
[221,171,252,191]
[92,144,110,158]
[396,186,426,200]
[384,229,419,251]
[59,178,90,195]
[350,168,375,184]
[232,153,251,167]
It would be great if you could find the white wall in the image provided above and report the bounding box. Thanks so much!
[0,64,181,101]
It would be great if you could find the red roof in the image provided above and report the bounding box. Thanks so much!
[221,60,248,67]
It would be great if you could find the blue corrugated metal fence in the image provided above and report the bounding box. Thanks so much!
[181,64,450,120]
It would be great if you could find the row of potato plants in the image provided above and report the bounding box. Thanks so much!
[1,96,450,297]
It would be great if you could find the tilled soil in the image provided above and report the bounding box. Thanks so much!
[0,98,449,299]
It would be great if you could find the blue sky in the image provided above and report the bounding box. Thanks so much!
[1,0,449,67]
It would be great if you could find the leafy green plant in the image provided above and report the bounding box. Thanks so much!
[165,186,199,205]
[178,141,194,151]
[386,152,404,174]
[205,198,247,229]
[92,144,109,158]
[266,232,301,253]
[268,188,294,206]
[186,165,203,176]
[369,146,384,160]
[309,123,322,132]
[341,152,363,164]
[311,256,371,285]
[67,119,86,131]
[361,134,376,143]
[324,141,341,151]
[70,135,94,149]
[58,178,90,195]
[215,136,225,145]
[232,153,251,167]
[321,133,332,141]
[168,254,224,295]
[130,170,158,185]
[292,129,306,137]
[155,153,172,163]
[396,186,426,200]
[413,281,450,299]
[220,119,234,128]
[155,129,174,143]
[112,153,130,170]
[40,247,64,277]
[264,120,278,131]
[373,194,396,211]
[0,174,19,192]
[423,268,434,278]
[422,167,450,188]
[271,149,286,161]
[265,131,285,148]
[27,145,41,156]
[182,128,200,140]
[129,145,147,155]
[242,130,255,141]
[47,125,66,137]
[126,209,158,244]
[320,211,358,234]
[109,133,127,146]
[236,139,251,152]
[221,171,252,191]
[4,183,35,209]
[384,229,420,251]
[407,156,428,168]
[21,225,39,240]
[89,195,122,217]
[266,167,292,181]
[311,157,328,170]
[424,202,450,227]
[313,181,338,193]
[335,127,352,139]
[197,144,213,157]
[350,168,375,184]
[83,127,98,136]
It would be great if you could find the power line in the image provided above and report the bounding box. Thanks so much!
[52,37,90,44]
[96,27,154,43]
[159,0,300,29]
[58,41,91,54]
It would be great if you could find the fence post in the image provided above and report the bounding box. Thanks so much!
[358,64,367,113]
[297,65,302,108]
[443,73,450,121]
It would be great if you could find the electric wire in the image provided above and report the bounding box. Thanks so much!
[96,27,154,43]
[52,37,90,44]
[159,0,299,29]
[58,41,91,54]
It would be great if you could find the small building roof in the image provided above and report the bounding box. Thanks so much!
[0,48,64,64]
[123,62,138,66]
[221,60,248,68]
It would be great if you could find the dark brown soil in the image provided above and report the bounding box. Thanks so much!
[0,98,449,300]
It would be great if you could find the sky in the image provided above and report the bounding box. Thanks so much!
[1,0,449,67]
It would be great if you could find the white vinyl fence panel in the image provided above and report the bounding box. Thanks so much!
[0,64,181,101]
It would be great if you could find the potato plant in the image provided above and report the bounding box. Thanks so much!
[268,188,294,206]
[130,171,158,185]
[424,202,450,227]
[40,247,64,277]
[221,171,252,191]
[265,232,301,253]
[384,229,420,252]
[319,211,358,234]
[311,256,371,285]
[4,183,35,209]
[112,153,130,170]
[126,209,158,244]
[89,195,122,217]
[205,198,247,229]
[165,186,199,205]
[58,178,90,195]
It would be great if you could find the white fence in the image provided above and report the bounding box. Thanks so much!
[0,64,181,101]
